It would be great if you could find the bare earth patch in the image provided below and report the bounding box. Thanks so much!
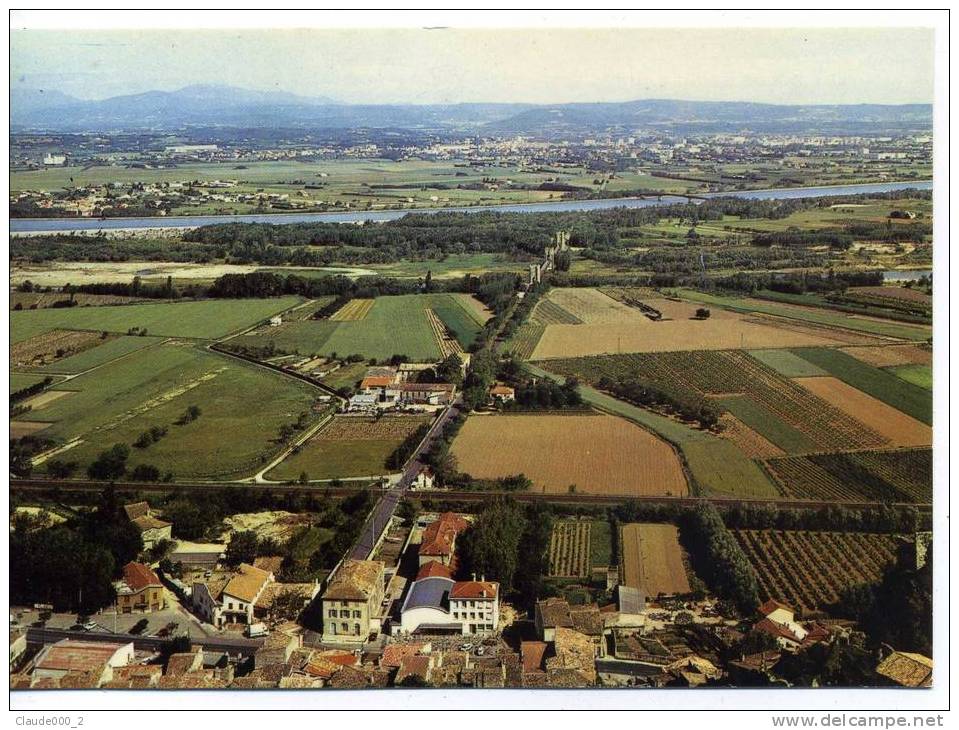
[620,523,691,597]
[793,376,931,448]
[9,421,51,438]
[220,511,317,543]
[840,344,933,368]
[450,413,688,496]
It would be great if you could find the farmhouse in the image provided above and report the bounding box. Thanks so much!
[123,501,172,550]
[115,561,166,613]
[321,560,386,643]
[191,563,275,628]
[489,383,516,403]
[398,382,456,406]
[753,600,809,652]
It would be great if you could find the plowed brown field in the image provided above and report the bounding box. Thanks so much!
[450,413,688,496]
[840,344,933,368]
[620,523,691,597]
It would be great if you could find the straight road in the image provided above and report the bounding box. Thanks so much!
[348,399,462,560]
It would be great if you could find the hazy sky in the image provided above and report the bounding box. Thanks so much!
[10,27,934,105]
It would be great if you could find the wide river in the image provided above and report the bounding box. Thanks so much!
[9,179,932,233]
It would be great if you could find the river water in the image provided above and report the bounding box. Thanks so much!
[9,179,932,233]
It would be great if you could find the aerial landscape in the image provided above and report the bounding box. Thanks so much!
[8,19,938,703]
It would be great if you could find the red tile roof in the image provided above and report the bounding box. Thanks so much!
[521,641,548,673]
[416,561,453,580]
[759,599,793,617]
[123,561,161,591]
[419,513,469,557]
[754,618,803,644]
[450,581,498,600]
[361,375,394,389]
[380,642,429,669]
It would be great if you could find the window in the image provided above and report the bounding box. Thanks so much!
[341,623,349,633]
[340,610,349,618]
[228,602,234,610]
[353,610,361,618]
[330,624,337,635]
[354,623,361,636]
[328,610,336,618]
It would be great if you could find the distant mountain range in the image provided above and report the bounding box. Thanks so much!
[10,84,933,135]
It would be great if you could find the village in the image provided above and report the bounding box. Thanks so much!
[9,494,933,690]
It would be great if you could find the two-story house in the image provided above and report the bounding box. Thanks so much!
[321,560,385,643]
[115,562,165,613]
[192,563,274,628]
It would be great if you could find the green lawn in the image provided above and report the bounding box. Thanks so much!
[19,343,320,480]
[679,289,932,342]
[30,335,165,374]
[792,347,932,424]
[720,395,819,454]
[10,297,303,343]
[748,349,829,378]
[888,364,932,391]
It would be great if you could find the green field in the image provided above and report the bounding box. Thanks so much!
[681,439,779,498]
[589,520,613,569]
[229,293,482,361]
[720,395,818,454]
[31,335,165,374]
[427,294,483,348]
[679,290,932,342]
[792,347,932,424]
[10,372,50,394]
[318,361,368,392]
[17,343,321,479]
[267,439,398,481]
[888,364,933,391]
[10,297,303,343]
[747,349,829,378]
[524,362,778,499]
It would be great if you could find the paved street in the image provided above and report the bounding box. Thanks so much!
[349,399,462,560]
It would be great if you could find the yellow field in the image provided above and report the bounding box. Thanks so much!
[329,298,375,321]
[620,523,691,597]
[449,413,688,496]
[793,376,932,448]
[530,288,870,359]
[451,293,493,323]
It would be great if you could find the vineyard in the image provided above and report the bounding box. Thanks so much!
[765,448,932,503]
[329,298,375,321]
[548,350,887,453]
[425,308,464,358]
[548,521,591,578]
[507,321,546,360]
[533,298,583,325]
[12,328,106,367]
[733,529,900,611]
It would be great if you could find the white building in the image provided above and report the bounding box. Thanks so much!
[32,640,134,685]
[192,563,275,628]
[399,576,499,636]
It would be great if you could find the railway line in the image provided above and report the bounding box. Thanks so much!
[11,477,931,513]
